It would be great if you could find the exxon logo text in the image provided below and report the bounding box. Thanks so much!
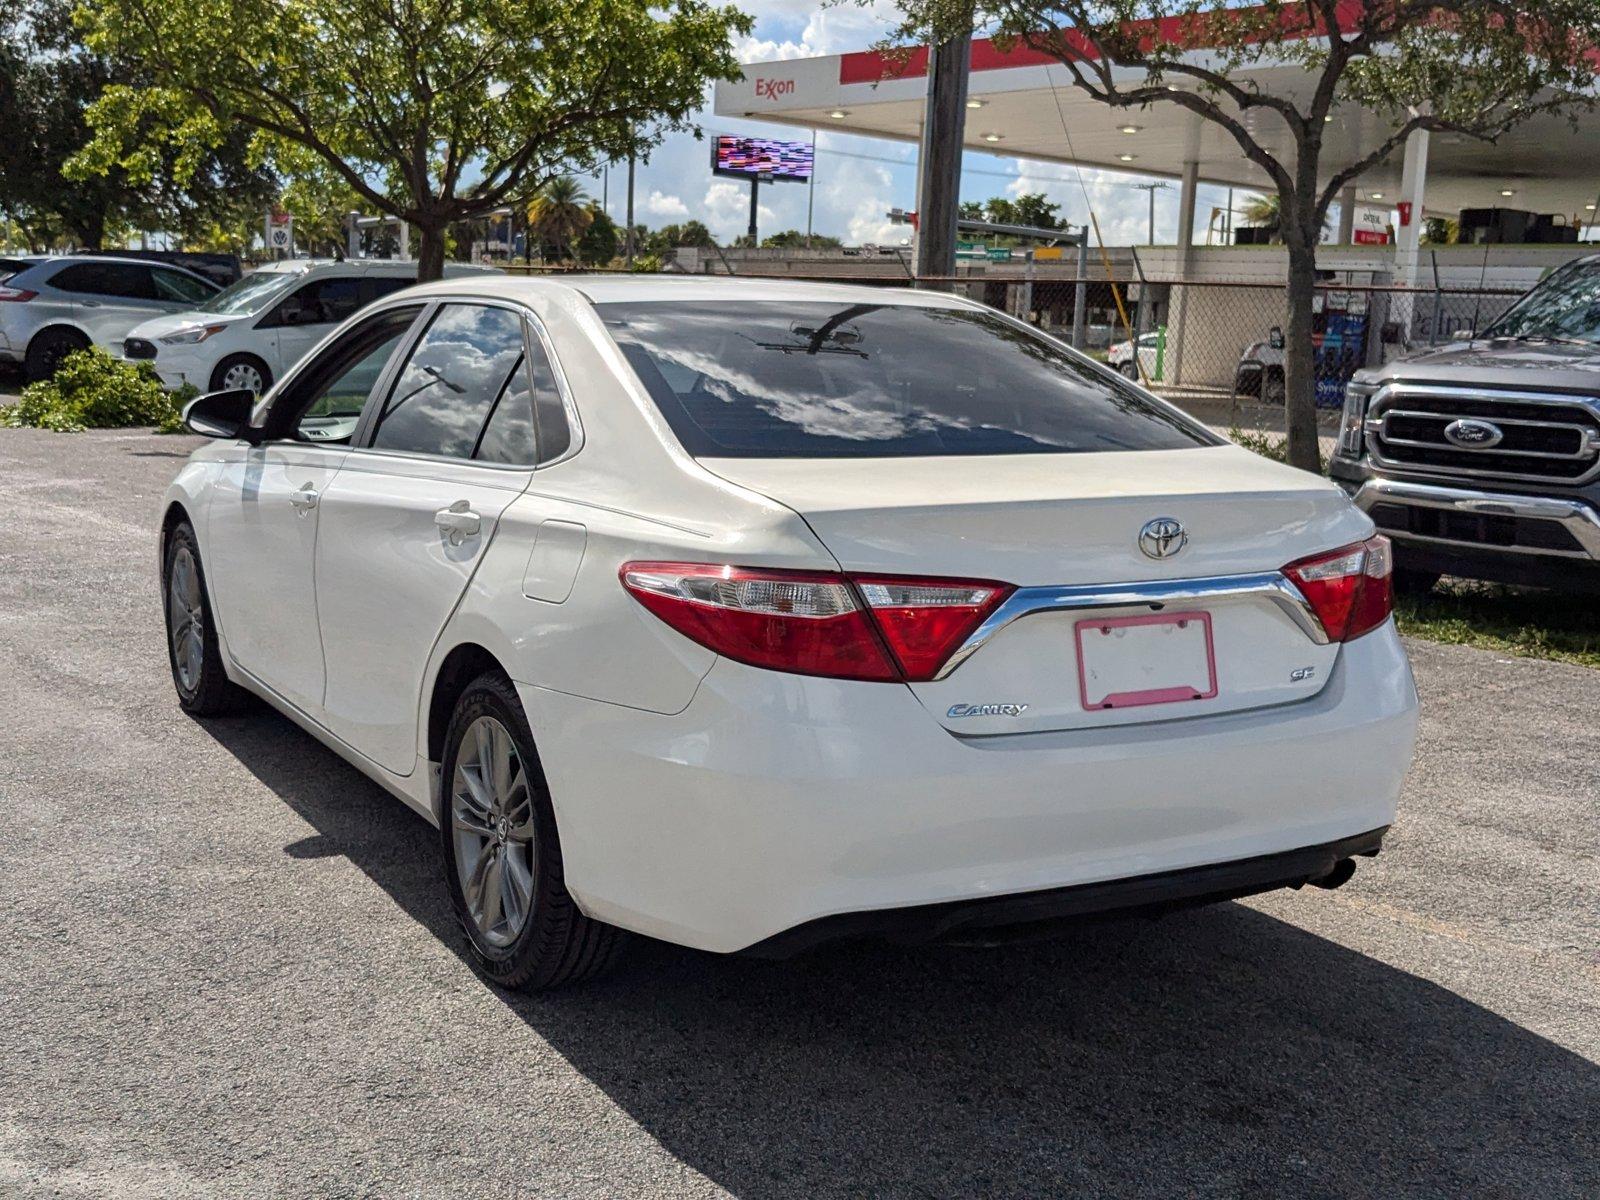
[755,77,797,100]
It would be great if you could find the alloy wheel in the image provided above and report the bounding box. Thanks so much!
[167,545,205,693]
[451,716,536,948]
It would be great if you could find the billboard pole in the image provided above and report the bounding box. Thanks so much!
[748,177,760,246]
[806,130,817,249]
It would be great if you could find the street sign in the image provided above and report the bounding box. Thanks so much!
[986,247,1013,262]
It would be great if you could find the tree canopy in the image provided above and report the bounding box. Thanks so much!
[884,0,1600,469]
[1,0,273,249]
[71,0,752,277]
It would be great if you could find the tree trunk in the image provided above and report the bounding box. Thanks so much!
[415,223,447,282]
[1282,236,1322,473]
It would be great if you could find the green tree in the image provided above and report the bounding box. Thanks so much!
[886,0,1600,471]
[71,0,751,280]
[761,229,843,248]
[527,177,594,263]
[1009,192,1061,230]
[577,208,620,265]
[958,200,985,221]
[1,0,273,249]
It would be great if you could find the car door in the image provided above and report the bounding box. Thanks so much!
[50,262,170,350]
[202,304,425,716]
[313,300,540,775]
[259,276,365,378]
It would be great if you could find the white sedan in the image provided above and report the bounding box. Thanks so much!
[161,276,1418,989]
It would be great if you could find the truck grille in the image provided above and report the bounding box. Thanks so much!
[1367,386,1600,484]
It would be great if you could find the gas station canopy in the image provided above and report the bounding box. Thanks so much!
[714,35,1600,220]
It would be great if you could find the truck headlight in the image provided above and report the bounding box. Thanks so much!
[1338,383,1373,458]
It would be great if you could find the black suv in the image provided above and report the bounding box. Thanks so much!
[1331,255,1600,592]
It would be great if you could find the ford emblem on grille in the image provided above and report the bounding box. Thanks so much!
[1443,418,1504,449]
[1138,517,1187,559]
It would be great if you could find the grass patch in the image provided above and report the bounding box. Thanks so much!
[1395,579,1600,669]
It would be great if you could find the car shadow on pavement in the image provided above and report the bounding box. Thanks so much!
[202,710,1600,1199]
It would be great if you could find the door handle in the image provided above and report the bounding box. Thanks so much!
[288,483,319,514]
[435,499,482,545]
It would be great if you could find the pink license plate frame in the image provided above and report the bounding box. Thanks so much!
[1074,610,1218,711]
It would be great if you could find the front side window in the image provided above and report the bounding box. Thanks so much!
[598,301,1216,459]
[265,305,423,445]
[369,304,527,459]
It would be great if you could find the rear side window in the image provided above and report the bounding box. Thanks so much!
[49,262,156,300]
[599,301,1216,458]
[364,275,417,303]
[369,303,527,459]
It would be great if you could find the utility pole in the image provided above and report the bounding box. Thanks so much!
[913,29,972,287]
[624,151,636,269]
[1132,181,1169,245]
[805,130,817,249]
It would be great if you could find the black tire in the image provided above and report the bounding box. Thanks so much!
[439,672,625,991]
[24,327,89,382]
[1118,361,1140,380]
[209,353,273,395]
[1263,369,1287,405]
[162,522,251,716]
[1392,567,1442,596]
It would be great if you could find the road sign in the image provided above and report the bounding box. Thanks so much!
[986,247,1013,262]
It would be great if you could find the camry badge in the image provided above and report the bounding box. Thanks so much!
[1138,517,1187,560]
[1443,418,1504,449]
[947,703,1029,719]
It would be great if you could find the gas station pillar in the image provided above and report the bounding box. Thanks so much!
[1391,128,1430,348]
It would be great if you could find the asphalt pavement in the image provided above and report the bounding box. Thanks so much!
[1,425,1596,1199]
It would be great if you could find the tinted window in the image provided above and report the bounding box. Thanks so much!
[529,336,571,462]
[365,275,417,302]
[152,268,215,304]
[50,262,156,300]
[370,304,526,459]
[280,277,362,326]
[598,301,1215,458]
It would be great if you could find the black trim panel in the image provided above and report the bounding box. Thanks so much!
[741,827,1388,959]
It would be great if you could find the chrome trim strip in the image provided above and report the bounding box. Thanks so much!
[1364,382,1600,485]
[935,572,1328,681]
[1354,478,1600,560]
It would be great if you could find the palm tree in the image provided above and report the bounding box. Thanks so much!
[1238,193,1332,244]
[527,177,594,265]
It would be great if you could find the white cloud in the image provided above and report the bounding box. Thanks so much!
[643,190,691,219]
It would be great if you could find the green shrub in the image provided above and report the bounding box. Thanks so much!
[0,348,197,433]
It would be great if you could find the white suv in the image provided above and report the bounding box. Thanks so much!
[123,259,499,394]
[162,275,1418,989]
[0,255,221,379]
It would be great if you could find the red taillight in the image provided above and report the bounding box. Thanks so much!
[1283,535,1394,643]
[0,287,37,302]
[619,562,1011,683]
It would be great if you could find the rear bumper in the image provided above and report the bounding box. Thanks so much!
[743,826,1387,957]
[520,625,1418,954]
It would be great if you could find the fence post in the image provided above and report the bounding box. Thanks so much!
[1429,250,1442,347]
[1071,239,1089,349]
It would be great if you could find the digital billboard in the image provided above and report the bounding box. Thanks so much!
[711,135,814,182]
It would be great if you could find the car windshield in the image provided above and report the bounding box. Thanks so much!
[196,269,300,316]
[1483,260,1600,344]
[598,300,1216,459]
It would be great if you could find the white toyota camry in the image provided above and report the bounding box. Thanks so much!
[161,276,1419,989]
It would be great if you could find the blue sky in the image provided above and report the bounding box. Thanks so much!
[571,1,1252,248]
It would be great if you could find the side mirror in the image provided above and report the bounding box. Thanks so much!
[183,388,260,442]
[1268,326,1286,350]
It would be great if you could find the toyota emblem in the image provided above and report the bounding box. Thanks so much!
[1138,517,1187,560]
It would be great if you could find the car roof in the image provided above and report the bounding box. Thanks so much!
[400,273,982,310]
[248,258,501,278]
[22,254,217,283]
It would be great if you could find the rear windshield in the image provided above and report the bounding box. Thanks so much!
[597,301,1215,458]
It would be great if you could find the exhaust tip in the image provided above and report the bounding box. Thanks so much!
[1310,857,1358,890]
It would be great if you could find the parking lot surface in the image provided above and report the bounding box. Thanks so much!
[1,426,1596,1199]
